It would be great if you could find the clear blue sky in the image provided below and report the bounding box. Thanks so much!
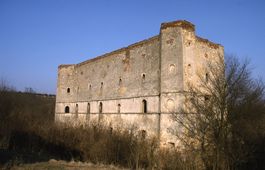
[0,0,264,94]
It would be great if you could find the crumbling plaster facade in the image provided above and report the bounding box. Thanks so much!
[55,20,224,146]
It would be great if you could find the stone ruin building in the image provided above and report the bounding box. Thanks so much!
[55,20,224,146]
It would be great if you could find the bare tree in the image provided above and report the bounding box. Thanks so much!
[0,78,15,92]
[24,87,35,93]
[172,55,265,170]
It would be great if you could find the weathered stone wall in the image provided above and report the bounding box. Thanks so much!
[56,35,161,136]
[55,20,224,146]
[76,36,160,101]
[158,21,224,146]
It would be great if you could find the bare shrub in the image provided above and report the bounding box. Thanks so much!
[172,55,265,169]
[0,82,199,169]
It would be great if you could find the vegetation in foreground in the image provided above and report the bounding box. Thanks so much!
[173,56,265,170]
[0,83,194,170]
[0,56,265,170]
[11,159,128,170]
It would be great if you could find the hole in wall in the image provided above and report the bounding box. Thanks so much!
[204,95,210,102]
[142,73,146,80]
[87,103,90,114]
[65,106,70,113]
[75,104,78,113]
[142,99,147,113]
[206,73,209,83]
[99,102,103,113]
[117,104,121,113]
[119,78,122,86]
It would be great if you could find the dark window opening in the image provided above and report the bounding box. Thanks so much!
[99,102,103,120]
[142,73,146,80]
[204,95,210,102]
[142,99,147,113]
[75,104,78,113]
[86,103,90,121]
[67,88,70,93]
[99,102,103,113]
[65,106,70,113]
[117,104,121,113]
[87,103,90,114]
[206,73,209,83]
[119,78,122,86]
[75,104,78,119]
[101,82,103,88]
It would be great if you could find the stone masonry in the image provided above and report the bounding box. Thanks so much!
[55,20,224,146]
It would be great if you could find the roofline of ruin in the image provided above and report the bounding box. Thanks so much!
[58,20,222,69]
[76,35,160,67]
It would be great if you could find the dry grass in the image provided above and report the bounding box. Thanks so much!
[0,91,192,169]
[11,159,129,170]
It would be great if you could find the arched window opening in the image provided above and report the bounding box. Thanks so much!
[142,73,146,80]
[99,102,103,113]
[119,78,122,86]
[75,104,78,113]
[206,73,209,83]
[204,95,210,104]
[101,82,103,89]
[142,99,147,113]
[86,103,90,121]
[75,104,78,119]
[99,102,103,121]
[87,103,90,114]
[117,104,121,113]
[67,88,70,93]
[65,106,70,113]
